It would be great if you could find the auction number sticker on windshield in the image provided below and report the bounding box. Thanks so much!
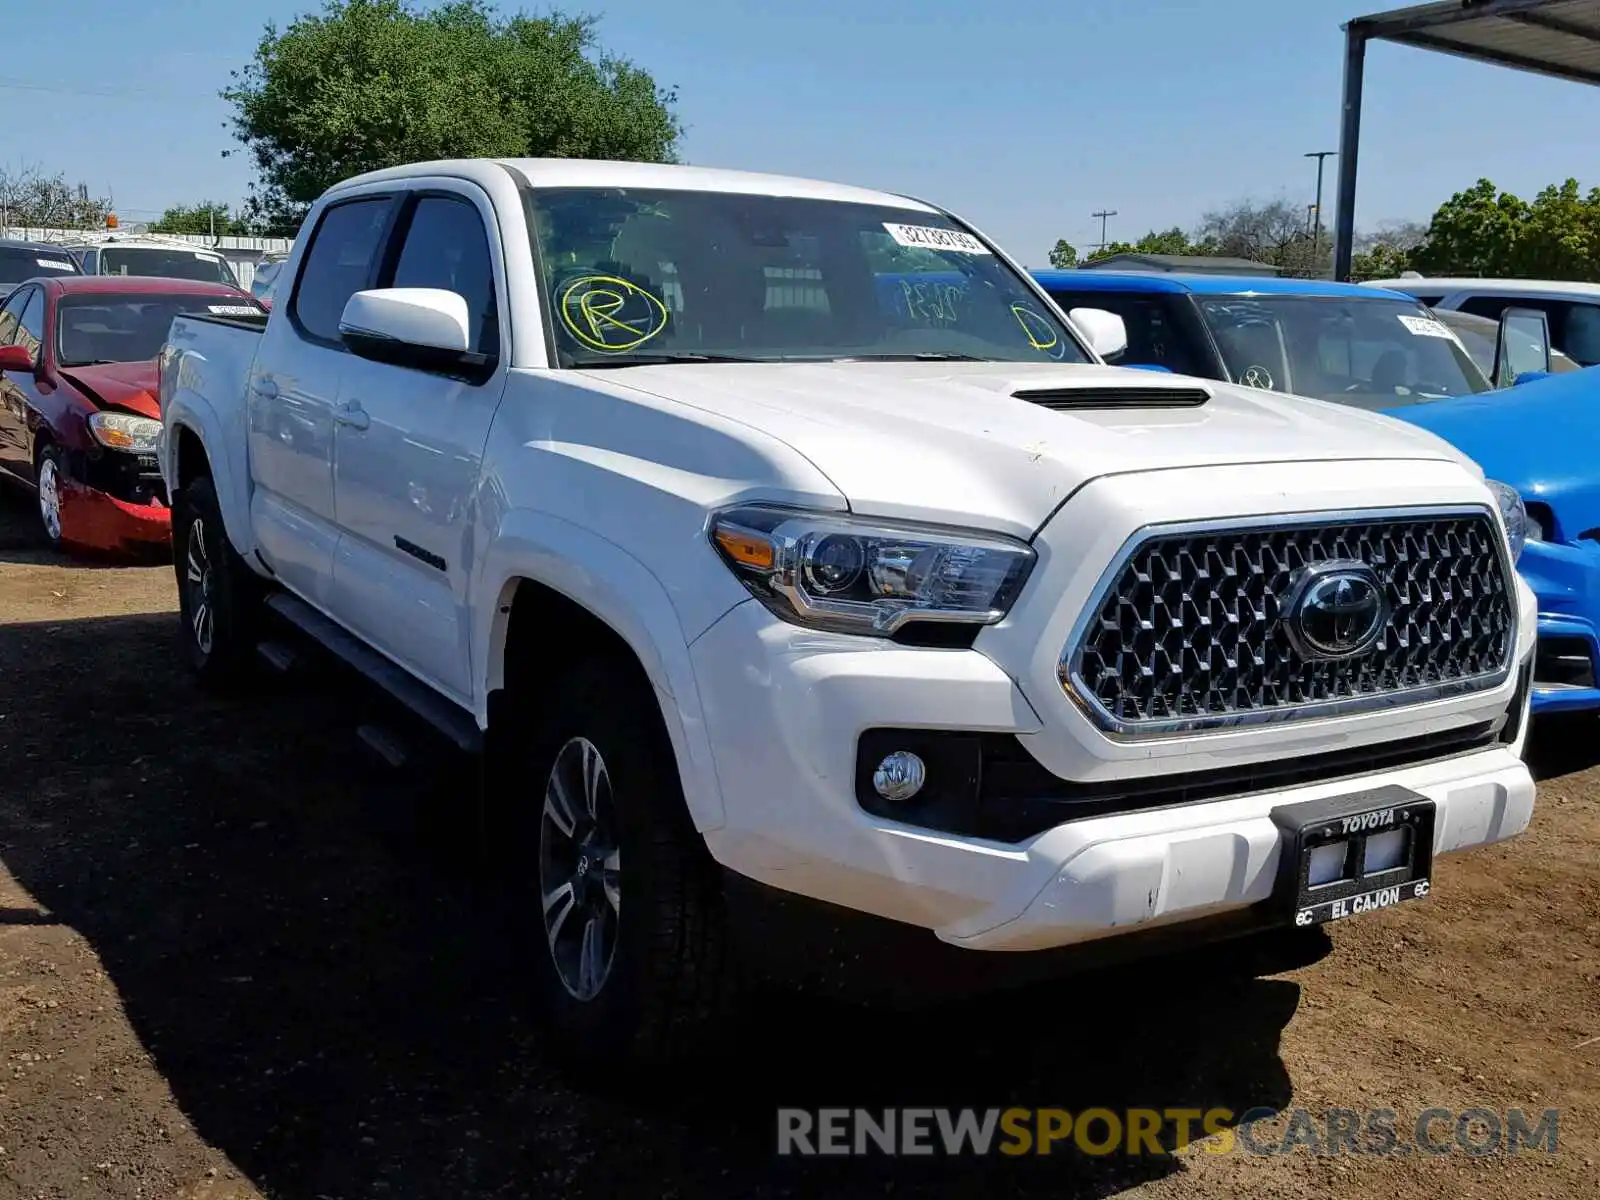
[208,304,261,316]
[1397,314,1453,339]
[883,223,991,254]
[37,258,75,270]
[558,275,669,352]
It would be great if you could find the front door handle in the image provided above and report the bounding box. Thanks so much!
[335,401,370,430]
[250,377,279,400]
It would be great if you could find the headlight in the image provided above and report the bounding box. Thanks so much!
[1486,479,1527,564]
[708,505,1036,636]
[87,411,162,453]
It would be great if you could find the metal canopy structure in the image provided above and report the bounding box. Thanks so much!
[1333,0,1600,280]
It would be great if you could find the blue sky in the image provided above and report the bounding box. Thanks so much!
[5,0,1598,263]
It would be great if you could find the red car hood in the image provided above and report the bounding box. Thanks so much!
[57,361,160,420]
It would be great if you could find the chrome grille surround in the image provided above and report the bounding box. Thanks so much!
[1060,506,1517,737]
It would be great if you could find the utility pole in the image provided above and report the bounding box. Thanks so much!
[1091,209,1117,252]
[1305,151,1336,269]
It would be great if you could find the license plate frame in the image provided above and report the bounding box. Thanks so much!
[1270,785,1436,927]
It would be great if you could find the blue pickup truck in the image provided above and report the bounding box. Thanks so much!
[1019,268,1595,718]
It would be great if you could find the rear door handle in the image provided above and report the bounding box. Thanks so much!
[335,401,370,430]
[250,377,279,399]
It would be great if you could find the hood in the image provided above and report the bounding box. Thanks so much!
[589,361,1467,535]
[57,360,161,420]
[1388,366,1600,539]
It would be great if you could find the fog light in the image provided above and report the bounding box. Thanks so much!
[872,751,926,802]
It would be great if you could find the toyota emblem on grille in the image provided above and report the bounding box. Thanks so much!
[1284,560,1389,661]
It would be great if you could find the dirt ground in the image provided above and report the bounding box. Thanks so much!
[0,494,1596,1200]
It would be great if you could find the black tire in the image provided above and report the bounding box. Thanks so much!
[172,473,260,690]
[35,442,65,547]
[505,658,736,1071]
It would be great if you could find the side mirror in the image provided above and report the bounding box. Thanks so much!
[0,344,35,374]
[1068,307,1128,361]
[339,288,490,381]
[1493,306,1551,388]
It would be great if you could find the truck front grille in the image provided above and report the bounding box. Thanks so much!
[1062,509,1515,735]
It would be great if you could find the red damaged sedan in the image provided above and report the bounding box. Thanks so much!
[0,276,262,554]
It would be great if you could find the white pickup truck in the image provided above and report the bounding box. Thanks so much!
[158,157,1538,1066]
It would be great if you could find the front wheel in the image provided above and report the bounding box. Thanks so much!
[35,443,65,547]
[172,475,259,690]
[508,660,737,1070]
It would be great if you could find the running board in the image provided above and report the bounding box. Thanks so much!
[262,592,483,755]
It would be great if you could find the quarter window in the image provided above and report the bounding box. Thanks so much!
[290,196,393,344]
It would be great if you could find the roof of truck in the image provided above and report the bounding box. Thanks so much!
[1030,269,1415,300]
[331,157,942,213]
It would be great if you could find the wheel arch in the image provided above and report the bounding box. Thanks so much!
[477,520,727,833]
[161,404,255,563]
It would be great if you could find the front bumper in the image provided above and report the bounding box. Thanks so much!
[58,477,171,554]
[692,587,1536,954]
[58,445,171,555]
[1519,538,1600,714]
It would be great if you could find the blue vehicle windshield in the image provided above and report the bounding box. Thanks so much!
[1197,295,1492,409]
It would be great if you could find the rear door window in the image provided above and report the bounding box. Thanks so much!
[289,197,394,345]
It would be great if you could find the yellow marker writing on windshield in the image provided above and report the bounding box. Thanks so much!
[1011,305,1060,353]
[557,275,669,352]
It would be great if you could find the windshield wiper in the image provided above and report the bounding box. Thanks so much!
[574,352,767,368]
[832,352,992,362]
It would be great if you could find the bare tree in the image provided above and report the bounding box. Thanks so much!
[0,162,113,232]
[1355,219,1427,255]
[1192,196,1331,278]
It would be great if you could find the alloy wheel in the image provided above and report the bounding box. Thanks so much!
[185,517,215,656]
[539,736,622,1002]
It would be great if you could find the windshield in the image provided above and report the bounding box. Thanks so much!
[101,246,238,286]
[521,186,1090,368]
[1197,295,1491,409]
[0,246,79,284]
[56,293,256,367]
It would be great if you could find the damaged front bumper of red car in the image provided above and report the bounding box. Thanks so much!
[57,446,172,556]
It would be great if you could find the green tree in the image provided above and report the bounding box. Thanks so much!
[1048,239,1078,268]
[1409,179,1527,276]
[224,0,683,233]
[1409,178,1600,279]
[1083,226,1202,265]
[149,201,251,237]
[1349,242,1413,281]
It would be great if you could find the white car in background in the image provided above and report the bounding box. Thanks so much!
[1367,275,1600,367]
[58,232,241,288]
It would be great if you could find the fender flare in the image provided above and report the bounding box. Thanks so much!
[475,510,727,832]
[162,392,255,563]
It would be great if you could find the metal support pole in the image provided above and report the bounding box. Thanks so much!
[1333,26,1366,281]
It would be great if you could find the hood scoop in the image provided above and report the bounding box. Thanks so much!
[1012,384,1210,411]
